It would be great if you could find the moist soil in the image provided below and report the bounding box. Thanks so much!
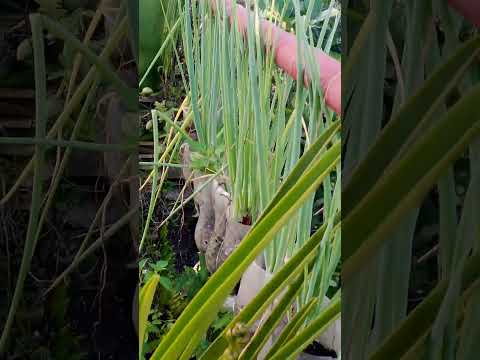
[167,200,199,271]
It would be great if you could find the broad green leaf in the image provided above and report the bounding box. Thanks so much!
[200,222,334,359]
[139,274,160,357]
[179,329,206,360]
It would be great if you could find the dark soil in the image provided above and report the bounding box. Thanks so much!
[167,200,199,271]
[141,178,199,272]
[162,181,199,271]
[304,341,338,357]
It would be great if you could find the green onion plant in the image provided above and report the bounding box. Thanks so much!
[142,0,343,358]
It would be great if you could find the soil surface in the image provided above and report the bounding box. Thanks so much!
[167,200,199,271]
[146,178,199,271]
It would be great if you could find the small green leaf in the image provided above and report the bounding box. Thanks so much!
[153,260,169,272]
[159,276,173,292]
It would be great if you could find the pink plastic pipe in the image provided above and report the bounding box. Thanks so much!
[448,0,480,28]
[209,0,341,115]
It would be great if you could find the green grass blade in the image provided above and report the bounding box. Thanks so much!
[139,15,183,87]
[139,274,160,357]
[269,294,341,360]
[238,273,308,360]
[265,298,318,358]
[258,122,341,224]
[139,110,161,252]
